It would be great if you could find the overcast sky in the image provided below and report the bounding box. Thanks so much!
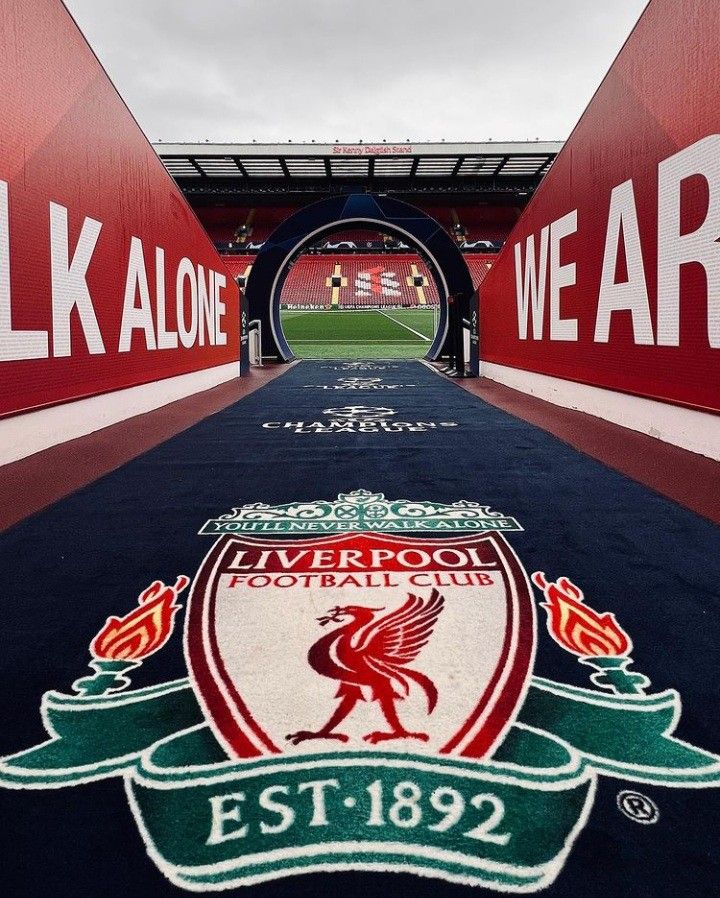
[64,0,648,145]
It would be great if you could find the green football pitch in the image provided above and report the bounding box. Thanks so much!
[280,308,437,358]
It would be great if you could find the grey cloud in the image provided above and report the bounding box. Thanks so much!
[64,0,648,143]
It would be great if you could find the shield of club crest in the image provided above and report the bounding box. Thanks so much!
[187,530,535,760]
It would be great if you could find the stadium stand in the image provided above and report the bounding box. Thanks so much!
[465,254,495,289]
[197,203,515,254]
[201,206,298,247]
[272,255,440,309]
[223,255,255,285]
[316,229,387,245]
[224,252,491,304]
[453,205,521,243]
[282,258,334,309]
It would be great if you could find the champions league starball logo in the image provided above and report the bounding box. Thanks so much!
[324,405,395,421]
[2,490,720,893]
[321,363,400,371]
[336,377,385,388]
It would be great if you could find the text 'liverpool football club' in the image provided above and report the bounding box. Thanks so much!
[222,542,498,590]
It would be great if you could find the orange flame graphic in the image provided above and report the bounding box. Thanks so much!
[532,572,631,657]
[90,576,189,661]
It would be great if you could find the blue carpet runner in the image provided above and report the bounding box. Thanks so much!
[0,360,718,896]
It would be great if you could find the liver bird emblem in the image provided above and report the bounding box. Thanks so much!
[287,589,444,746]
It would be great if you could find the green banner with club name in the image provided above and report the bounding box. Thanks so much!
[2,677,719,892]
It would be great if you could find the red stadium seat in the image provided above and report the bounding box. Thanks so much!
[278,255,440,309]
[225,252,492,305]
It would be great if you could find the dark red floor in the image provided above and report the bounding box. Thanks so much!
[457,376,720,524]
[0,364,291,531]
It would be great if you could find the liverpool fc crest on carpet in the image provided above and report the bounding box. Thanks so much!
[189,528,532,761]
[2,490,720,893]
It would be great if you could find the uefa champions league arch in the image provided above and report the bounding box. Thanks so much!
[243,193,475,364]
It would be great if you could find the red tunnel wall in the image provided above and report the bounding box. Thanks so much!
[0,0,240,418]
[479,0,720,414]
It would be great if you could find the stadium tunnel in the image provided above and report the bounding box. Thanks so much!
[243,194,476,368]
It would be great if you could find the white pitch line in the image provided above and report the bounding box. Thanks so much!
[377,310,432,341]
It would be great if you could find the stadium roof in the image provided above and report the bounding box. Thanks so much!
[154,141,563,199]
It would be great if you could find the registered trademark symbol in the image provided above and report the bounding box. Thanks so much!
[616,790,659,824]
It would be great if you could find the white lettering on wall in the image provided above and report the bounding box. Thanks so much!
[176,257,198,349]
[197,264,215,346]
[657,134,720,348]
[549,210,578,341]
[155,246,178,350]
[119,237,157,352]
[513,211,577,342]
[594,179,654,344]
[214,271,228,346]
[514,227,548,339]
[0,182,231,367]
[0,179,49,360]
[50,203,105,357]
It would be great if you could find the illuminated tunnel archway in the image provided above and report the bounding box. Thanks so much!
[244,194,475,362]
